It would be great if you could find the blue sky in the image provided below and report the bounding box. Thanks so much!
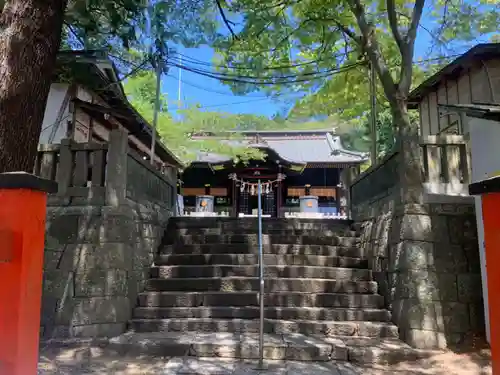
[159,11,490,119]
[162,45,291,118]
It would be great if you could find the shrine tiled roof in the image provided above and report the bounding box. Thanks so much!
[192,130,368,165]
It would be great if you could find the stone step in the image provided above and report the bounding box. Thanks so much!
[149,265,372,280]
[41,335,436,366]
[170,227,359,237]
[154,253,369,268]
[144,277,378,294]
[129,318,399,338]
[137,291,385,308]
[108,331,348,361]
[168,217,353,231]
[162,243,364,257]
[133,306,391,322]
[336,336,439,365]
[169,234,359,247]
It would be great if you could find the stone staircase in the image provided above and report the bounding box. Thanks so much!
[111,217,431,365]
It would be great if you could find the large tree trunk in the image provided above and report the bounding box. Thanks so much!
[390,95,424,204]
[0,0,67,172]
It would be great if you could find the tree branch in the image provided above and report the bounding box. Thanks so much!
[215,0,238,40]
[302,16,360,44]
[399,0,425,93]
[346,0,397,101]
[386,0,404,50]
[407,0,425,44]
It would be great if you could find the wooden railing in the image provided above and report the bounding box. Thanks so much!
[35,140,108,205]
[35,128,177,210]
[126,150,176,209]
[350,149,401,206]
[420,134,471,197]
[349,134,472,210]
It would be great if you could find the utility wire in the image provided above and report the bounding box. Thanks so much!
[165,60,364,85]
[97,58,151,92]
[168,92,303,111]
[40,114,72,133]
[169,50,352,71]
[111,50,462,89]
[167,60,362,81]
[168,50,460,72]
[165,74,274,97]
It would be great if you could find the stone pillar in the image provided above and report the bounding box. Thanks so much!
[0,173,57,375]
[105,128,129,207]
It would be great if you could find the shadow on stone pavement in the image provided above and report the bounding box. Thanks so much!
[38,342,491,375]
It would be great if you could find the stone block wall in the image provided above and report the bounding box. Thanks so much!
[42,202,172,339]
[39,129,176,340]
[353,192,485,349]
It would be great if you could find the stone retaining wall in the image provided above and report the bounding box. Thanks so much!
[42,202,172,339]
[350,154,485,349]
[39,129,176,339]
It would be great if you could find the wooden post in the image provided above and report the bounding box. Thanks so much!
[341,168,353,218]
[0,173,57,375]
[55,139,73,198]
[232,178,237,217]
[335,185,341,215]
[105,128,129,207]
[277,166,283,218]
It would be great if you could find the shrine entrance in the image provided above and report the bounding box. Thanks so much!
[231,169,284,217]
[180,130,367,218]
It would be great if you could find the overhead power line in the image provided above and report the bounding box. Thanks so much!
[112,50,462,90]
[169,50,353,71]
[165,60,364,85]
[165,74,274,97]
[168,94,301,111]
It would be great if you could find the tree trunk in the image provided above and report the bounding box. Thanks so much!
[0,0,67,172]
[390,95,424,204]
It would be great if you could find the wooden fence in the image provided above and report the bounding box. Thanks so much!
[35,129,177,209]
[35,140,108,205]
[349,134,472,208]
[349,149,401,207]
[126,149,176,209]
[420,135,471,196]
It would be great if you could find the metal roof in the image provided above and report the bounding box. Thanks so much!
[439,103,500,121]
[193,131,368,165]
[408,43,500,108]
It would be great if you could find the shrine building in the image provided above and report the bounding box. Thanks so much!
[179,130,368,218]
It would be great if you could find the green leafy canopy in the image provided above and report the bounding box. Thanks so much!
[212,0,499,146]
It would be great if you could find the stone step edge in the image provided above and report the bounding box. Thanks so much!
[128,318,396,326]
[39,334,440,364]
[171,231,358,235]
[132,306,391,321]
[155,254,367,261]
[133,306,388,312]
[161,243,362,250]
[110,332,348,361]
[146,276,375,282]
[149,266,372,280]
[137,291,384,297]
[150,265,371,271]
